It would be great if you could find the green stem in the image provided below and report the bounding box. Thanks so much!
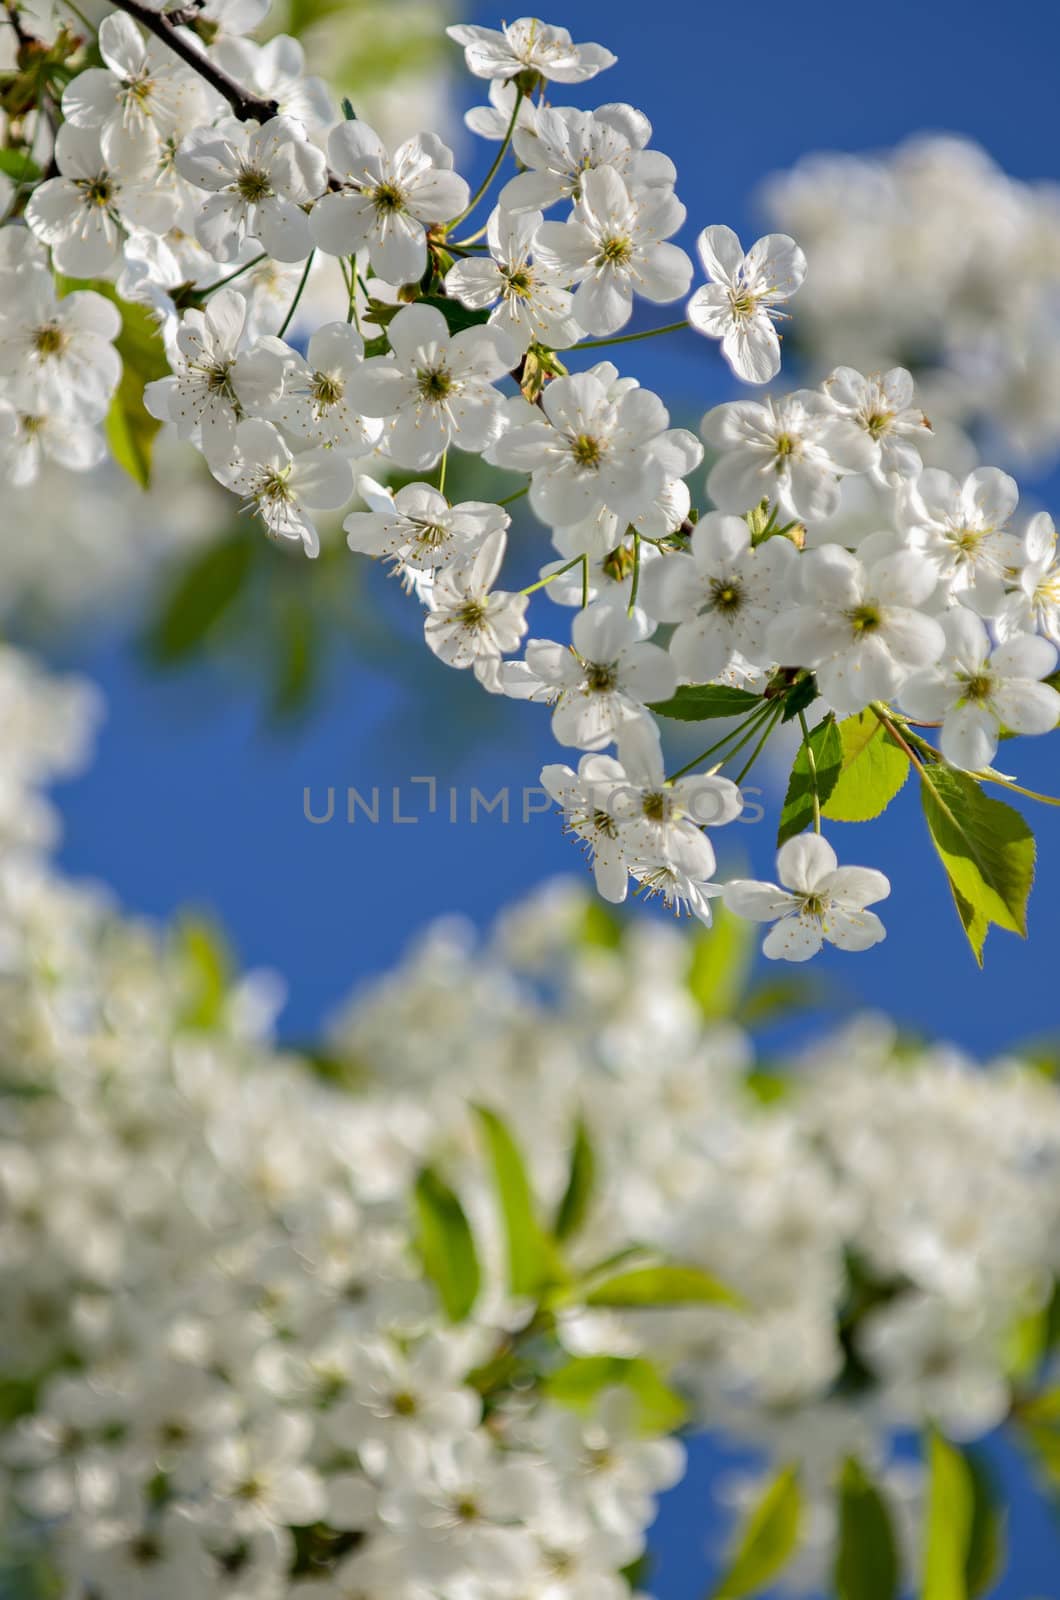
[973,771,1060,807]
[665,700,774,784]
[195,252,268,298]
[519,555,583,597]
[497,483,529,508]
[734,704,784,786]
[447,89,524,230]
[574,320,688,351]
[276,250,315,339]
[627,533,641,617]
[797,708,822,833]
[581,553,589,609]
[437,448,448,498]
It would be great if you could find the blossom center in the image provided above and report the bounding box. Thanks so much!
[602,544,635,581]
[391,1389,418,1416]
[597,235,633,266]
[864,409,894,438]
[31,322,66,358]
[585,660,618,692]
[950,525,984,555]
[77,175,114,207]
[846,603,881,635]
[642,790,668,821]
[728,287,760,321]
[570,432,605,468]
[372,180,407,215]
[312,372,344,407]
[710,577,744,613]
[459,599,487,629]
[503,266,534,297]
[774,433,797,459]
[960,671,994,703]
[417,365,454,402]
[235,165,273,203]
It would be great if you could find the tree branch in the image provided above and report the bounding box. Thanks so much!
[106,0,280,123]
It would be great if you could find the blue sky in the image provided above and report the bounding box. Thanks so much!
[47,0,1060,1592]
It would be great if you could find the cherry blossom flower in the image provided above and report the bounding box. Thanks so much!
[897,466,1028,617]
[995,512,1060,645]
[311,122,468,284]
[207,417,353,557]
[176,115,327,263]
[347,303,516,471]
[61,11,205,171]
[724,835,890,961]
[822,365,931,486]
[687,225,806,384]
[344,478,509,573]
[0,269,121,421]
[521,602,675,750]
[25,125,175,276]
[703,391,876,522]
[643,511,798,682]
[444,207,582,352]
[899,609,1059,770]
[767,539,946,716]
[446,19,616,84]
[260,322,381,452]
[423,529,529,685]
[535,167,691,336]
[144,287,283,442]
[487,367,701,527]
[499,103,676,213]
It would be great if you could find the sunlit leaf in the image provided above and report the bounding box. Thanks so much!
[920,767,1035,964]
[413,1167,480,1322]
[709,1464,802,1598]
[778,714,843,844]
[823,710,910,822]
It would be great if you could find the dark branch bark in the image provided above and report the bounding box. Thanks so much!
[107,0,280,123]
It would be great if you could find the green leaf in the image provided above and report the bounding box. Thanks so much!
[779,672,818,724]
[584,1263,740,1310]
[269,599,317,721]
[834,1457,899,1600]
[412,1167,480,1322]
[920,766,1036,964]
[822,711,910,822]
[57,282,171,488]
[418,293,494,336]
[474,1105,563,1297]
[0,146,41,182]
[686,906,754,1020]
[174,915,233,1029]
[544,1355,688,1434]
[923,1429,973,1600]
[145,534,256,663]
[962,1448,1006,1598]
[553,1119,596,1241]
[710,1464,802,1599]
[580,898,623,949]
[777,714,843,845]
[648,684,763,721]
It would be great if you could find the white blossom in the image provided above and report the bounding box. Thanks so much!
[724,835,890,961]
[446,19,617,84]
[176,115,327,263]
[687,225,806,384]
[899,609,1059,770]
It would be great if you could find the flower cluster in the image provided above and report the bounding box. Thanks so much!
[1,652,1059,1598]
[760,134,1060,468]
[3,5,1060,963]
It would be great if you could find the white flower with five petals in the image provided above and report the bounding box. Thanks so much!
[176,115,327,263]
[446,19,616,84]
[534,167,691,336]
[724,835,890,962]
[899,610,1059,770]
[347,303,516,471]
[311,122,468,284]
